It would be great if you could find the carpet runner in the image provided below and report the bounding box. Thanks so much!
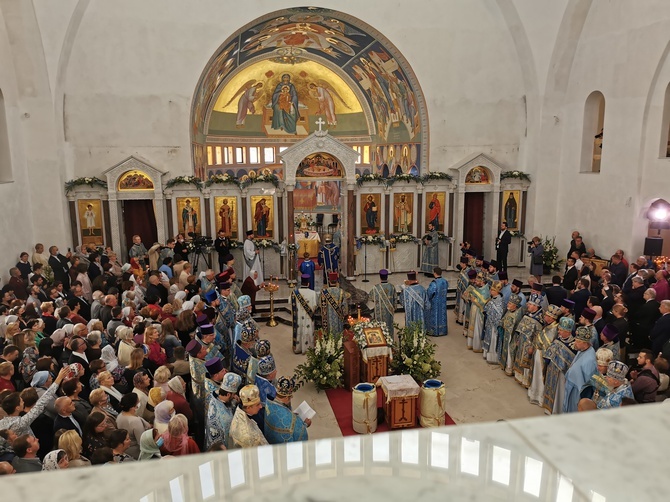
[325,387,456,436]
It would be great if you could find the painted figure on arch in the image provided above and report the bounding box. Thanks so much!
[271,74,299,134]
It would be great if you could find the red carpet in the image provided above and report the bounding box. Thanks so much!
[325,387,456,436]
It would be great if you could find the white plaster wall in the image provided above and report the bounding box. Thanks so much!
[53,0,527,178]
[534,1,670,260]
[4,0,670,282]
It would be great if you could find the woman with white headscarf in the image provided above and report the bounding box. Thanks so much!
[116,326,135,367]
[42,449,69,470]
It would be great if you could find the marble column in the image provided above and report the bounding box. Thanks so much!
[102,200,112,247]
[241,192,248,235]
[68,201,79,248]
[347,186,355,278]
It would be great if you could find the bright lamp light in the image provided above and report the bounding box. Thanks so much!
[652,208,669,221]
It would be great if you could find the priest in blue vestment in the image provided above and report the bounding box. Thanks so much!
[264,376,310,444]
[298,252,316,290]
[420,224,439,276]
[319,272,347,334]
[318,234,340,283]
[426,267,448,336]
[400,271,430,329]
[205,372,242,449]
[563,326,598,413]
[370,269,397,339]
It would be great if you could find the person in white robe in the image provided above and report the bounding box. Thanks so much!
[291,275,317,354]
[243,230,263,285]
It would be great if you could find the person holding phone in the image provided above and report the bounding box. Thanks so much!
[48,246,73,290]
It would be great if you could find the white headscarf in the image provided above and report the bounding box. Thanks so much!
[174,291,187,301]
[101,345,119,372]
[182,301,194,312]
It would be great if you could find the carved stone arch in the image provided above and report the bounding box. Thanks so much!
[280,131,360,188]
[452,153,504,190]
[102,156,169,257]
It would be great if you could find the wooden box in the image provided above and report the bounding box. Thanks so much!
[379,375,420,429]
[384,394,418,429]
[361,355,388,384]
[343,340,361,391]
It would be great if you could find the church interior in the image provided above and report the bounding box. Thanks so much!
[2,1,670,500]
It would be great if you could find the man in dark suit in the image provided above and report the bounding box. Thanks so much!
[545,275,568,306]
[53,396,83,435]
[571,278,591,320]
[67,282,91,321]
[495,221,512,272]
[48,246,72,290]
[624,276,646,321]
[630,288,661,351]
[562,257,579,291]
[608,254,628,287]
[622,264,641,294]
[567,234,587,260]
[649,300,670,355]
[146,273,168,306]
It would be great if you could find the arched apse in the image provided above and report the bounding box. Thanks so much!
[190,6,429,179]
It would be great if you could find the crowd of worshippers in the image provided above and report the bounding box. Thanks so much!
[451,231,670,415]
[0,237,311,475]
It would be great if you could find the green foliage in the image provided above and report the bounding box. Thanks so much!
[64,177,107,193]
[293,330,344,392]
[541,235,564,271]
[391,323,441,382]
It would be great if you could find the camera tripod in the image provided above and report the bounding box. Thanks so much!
[190,248,211,274]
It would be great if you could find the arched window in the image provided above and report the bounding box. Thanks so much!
[661,83,670,157]
[0,89,12,183]
[581,91,605,173]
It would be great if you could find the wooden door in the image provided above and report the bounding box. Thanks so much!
[464,192,484,256]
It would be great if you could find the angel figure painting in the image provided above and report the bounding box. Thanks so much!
[308,81,351,126]
[223,80,265,128]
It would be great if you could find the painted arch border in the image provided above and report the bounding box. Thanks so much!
[190,6,430,171]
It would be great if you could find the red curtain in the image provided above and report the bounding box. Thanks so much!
[123,200,158,256]
[464,193,484,254]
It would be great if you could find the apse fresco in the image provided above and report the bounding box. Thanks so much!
[191,6,426,172]
[209,60,366,137]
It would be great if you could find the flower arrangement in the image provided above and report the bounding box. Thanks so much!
[228,241,244,249]
[165,175,203,191]
[389,233,419,244]
[386,173,422,186]
[355,173,385,187]
[294,213,317,229]
[356,234,386,247]
[356,171,452,188]
[205,173,240,188]
[501,170,531,181]
[391,323,441,382]
[421,172,453,182]
[239,172,279,189]
[541,236,564,271]
[255,238,280,251]
[64,177,108,193]
[509,230,525,238]
[287,243,299,252]
[436,232,453,242]
[352,319,393,350]
[293,330,344,391]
